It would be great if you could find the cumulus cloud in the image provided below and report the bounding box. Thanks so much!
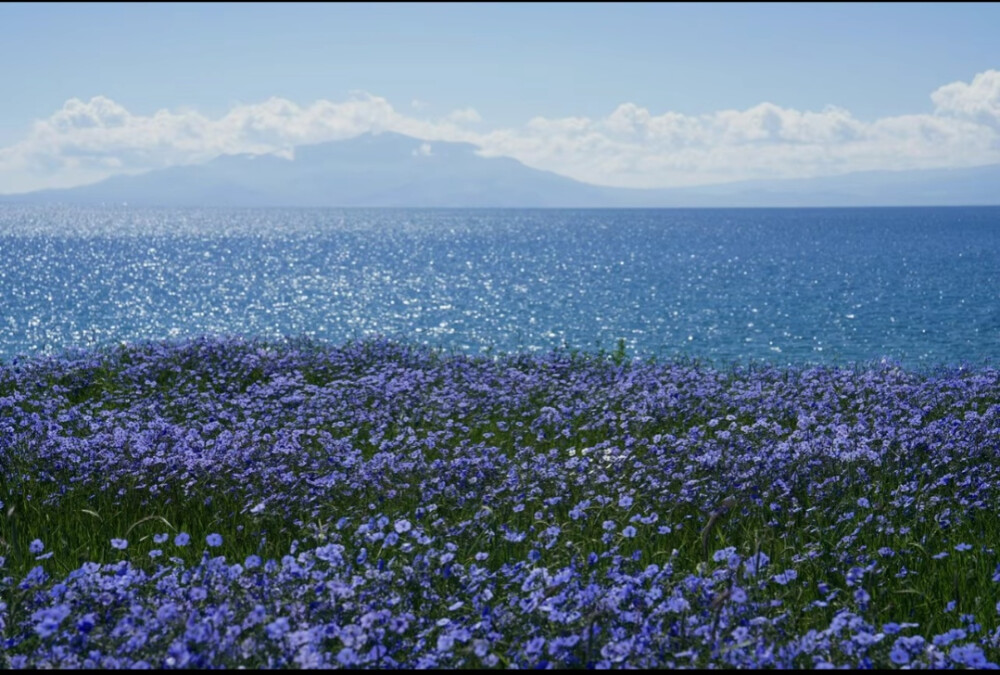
[931,69,1000,127]
[2,69,1000,193]
[470,71,1000,188]
[0,92,484,193]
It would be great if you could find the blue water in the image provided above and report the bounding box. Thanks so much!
[1,205,998,367]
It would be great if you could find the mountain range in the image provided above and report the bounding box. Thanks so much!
[3,131,999,208]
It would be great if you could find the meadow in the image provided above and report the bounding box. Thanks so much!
[2,335,999,668]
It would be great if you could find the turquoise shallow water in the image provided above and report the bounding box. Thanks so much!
[1,205,998,367]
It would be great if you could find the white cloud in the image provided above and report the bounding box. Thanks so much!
[446,107,482,124]
[3,70,1000,193]
[471,71,1000,188]
[931,70,1000,127]
[0,92,481,193]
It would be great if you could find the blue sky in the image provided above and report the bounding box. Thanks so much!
[2,2,999,193]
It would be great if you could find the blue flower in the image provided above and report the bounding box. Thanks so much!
[76,613,96,634]
[29,539,44,554]
[890,642,910,665]
[336,647,359,666]
[206,533,223,547]
[933,627,967,646]
[266,617,290,640]
[111,538,128,550]
[437,633,456,652]
[525,635,546,656]
[712,546,736,563]
[950,644,988,668]
[174,532,191,547]
[622,525,637,538]
[666,596,690,613]
[772,569,797,585]
[744,551,770,577]
[157,603,178,624]
[31,604,71,638]
[165,640,191,668]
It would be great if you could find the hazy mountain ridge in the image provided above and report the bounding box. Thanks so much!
[3,132,999,208]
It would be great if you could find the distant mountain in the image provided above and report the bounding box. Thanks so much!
[3,131,999,207]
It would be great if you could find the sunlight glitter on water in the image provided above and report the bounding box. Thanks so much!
[1,205,998,367]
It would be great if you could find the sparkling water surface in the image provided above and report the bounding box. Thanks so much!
[1,205,998,367]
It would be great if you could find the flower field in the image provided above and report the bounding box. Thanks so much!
[2,336,1000,668]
